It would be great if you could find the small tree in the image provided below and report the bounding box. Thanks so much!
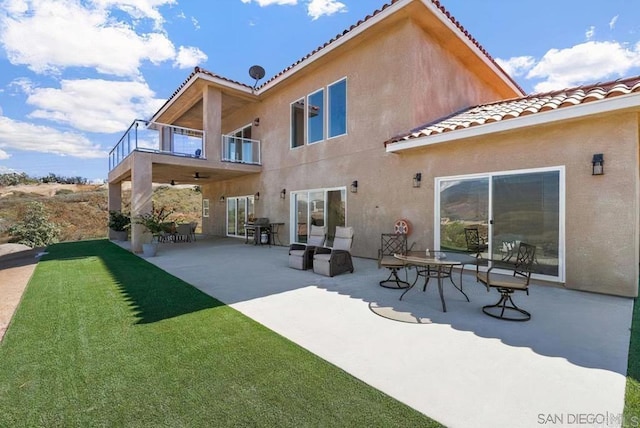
[8,201,61,247]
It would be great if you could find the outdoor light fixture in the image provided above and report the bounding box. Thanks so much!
[350,180,358,193]
[253,117,260,127]
[592,153,604,175]
[219,195,225,203]
[413,172,422,188]
[254,192,260,201]
[280,188,286,199]
[170,180,175,186]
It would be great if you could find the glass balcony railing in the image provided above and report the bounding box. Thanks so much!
[109,120,205,171]
[221,135,261,165]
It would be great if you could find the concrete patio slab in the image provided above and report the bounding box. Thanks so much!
[120,237,633,428]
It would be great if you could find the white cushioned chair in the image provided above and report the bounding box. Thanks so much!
[288,225,326,270]
[312,226,354,277]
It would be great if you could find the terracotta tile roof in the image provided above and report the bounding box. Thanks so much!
[385,75,640,145]
[259,0,521,92]
[154,0,522,119]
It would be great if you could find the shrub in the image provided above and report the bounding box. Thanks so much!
[8,201,60,247]
[108,211,131,232]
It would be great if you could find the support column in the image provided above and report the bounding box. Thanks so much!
[107,181,123,240]
[130,155,153,253]
[202,86,222,161]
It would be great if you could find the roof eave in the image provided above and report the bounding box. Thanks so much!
[386,92,640,153]
[150,72,256,124]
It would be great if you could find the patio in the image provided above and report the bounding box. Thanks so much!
[118,237,632,428]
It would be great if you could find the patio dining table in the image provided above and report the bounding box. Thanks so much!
[394,251,477,312]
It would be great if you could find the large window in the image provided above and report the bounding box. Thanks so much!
[226,195,255,238]
[328,78,347,138]
[307,89,325,144]
[436,167,564,281]
[290,78,347,148]
[291,188,346,244]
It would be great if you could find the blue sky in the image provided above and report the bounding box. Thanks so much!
[1,0,639,183]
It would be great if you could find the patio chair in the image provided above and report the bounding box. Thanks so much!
[175,223,192,242]
[288,225,326,270]
[378,233,409,288]
[476,242,536,321]
[157,222,176,243]
[464,227,488,257]
[312,226,354,277]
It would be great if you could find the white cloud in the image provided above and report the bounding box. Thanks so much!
[174,46,208,69]
[90,0,177,29]
[240,0,345,19]
[0,165,19,173]
[585,25,595,40]
[25,79,165,133]
[307,0,346,20]
[0,115,107,158]
[0,0,176,77]
[527,41,640,92]
[609,15,619,30]
[495,56,535,77]
[0,149,10,160]
[241,0,297,5]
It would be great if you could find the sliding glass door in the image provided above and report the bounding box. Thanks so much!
[292,188,346,244]
[436,167,564,281]
[226,195,255,238]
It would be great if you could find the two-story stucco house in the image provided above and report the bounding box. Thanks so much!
[108,0,640,298]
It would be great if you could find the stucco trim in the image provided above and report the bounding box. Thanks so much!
[386,91,640,153]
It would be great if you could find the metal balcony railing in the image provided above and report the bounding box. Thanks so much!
[109,120,205,171]
[221,135,261,165]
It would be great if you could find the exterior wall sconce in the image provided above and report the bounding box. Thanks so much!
[253,117,260,127]
[280,188,286,199]
[350,180,358,193]
[219,195,225,203]
[413,172,422,188]
[254,192,260,201]
[592,153,604,175]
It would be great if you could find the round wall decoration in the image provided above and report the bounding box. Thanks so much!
[393,219,411,235]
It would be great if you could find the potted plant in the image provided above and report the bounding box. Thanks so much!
[133,205,173,257]
[108,210,130,241]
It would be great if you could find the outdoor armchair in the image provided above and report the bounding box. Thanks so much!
[313,226,354,277]
[476,242,536,321]
[288,225,326,270]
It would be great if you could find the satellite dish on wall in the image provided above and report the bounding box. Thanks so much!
[249,65,265,89]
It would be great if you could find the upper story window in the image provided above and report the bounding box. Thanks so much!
[291,99,305,148]
[308,89,325,144]
[328,78,347,138]
[290,77,347,149]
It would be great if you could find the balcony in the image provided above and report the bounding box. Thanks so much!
[109,120,262,172]
[109,120,205,171]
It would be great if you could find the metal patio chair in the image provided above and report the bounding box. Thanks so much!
[476,242,536,321]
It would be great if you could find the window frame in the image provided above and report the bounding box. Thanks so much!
[289,77,347,149]
[290,98,305,149]
[307,87,325,145]
[202,199,209,218]
[327,77,347,139]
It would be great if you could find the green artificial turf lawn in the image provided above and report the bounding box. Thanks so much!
[625,296,640,426]
[0,240,441,427]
